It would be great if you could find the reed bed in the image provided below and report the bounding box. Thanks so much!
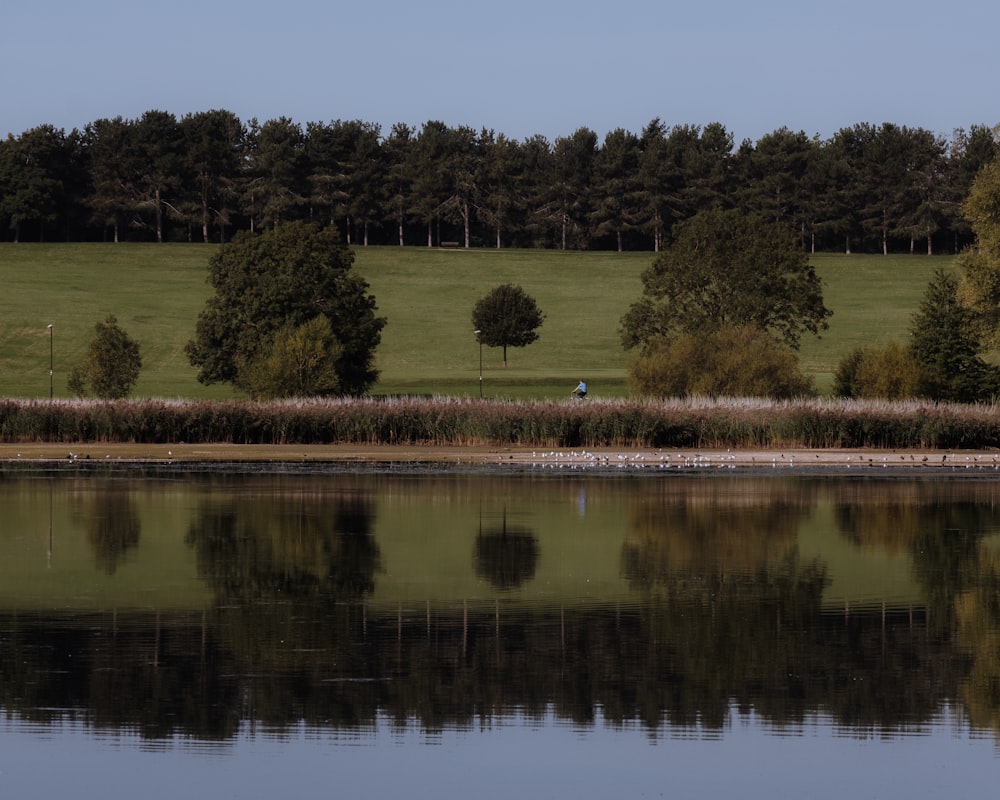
[1,396,999,451]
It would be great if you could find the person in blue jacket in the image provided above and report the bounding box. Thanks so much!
[572,380,587,399]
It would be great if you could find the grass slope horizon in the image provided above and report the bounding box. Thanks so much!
[0,243,955,401]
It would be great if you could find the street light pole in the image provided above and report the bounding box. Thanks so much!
[47,324,53,399]
[474,330,482,398]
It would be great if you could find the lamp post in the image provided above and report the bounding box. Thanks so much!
[474,330,482,398]
[47,324,53,399]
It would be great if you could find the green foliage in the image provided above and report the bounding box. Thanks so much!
[186,222,385,396]
[957,157,1000,345]
[832,347,864,398]
[962,158,1000,253]
[67,315,142,399]
[628,325,814,399]
[471,283,544,366]
[909,269,1000,402]
[834,341,922,400]
[620,209,831,350]
[241,316,342,400]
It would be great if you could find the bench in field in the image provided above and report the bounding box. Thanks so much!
[440,241,460,248]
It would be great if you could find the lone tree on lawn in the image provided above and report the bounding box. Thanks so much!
[185,221,386,397]
[620,209,829,398]
[472,284,544,367]
[619,209,831,350]
[67,314,142,399]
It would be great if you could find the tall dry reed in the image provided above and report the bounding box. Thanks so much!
[1,396,998,450]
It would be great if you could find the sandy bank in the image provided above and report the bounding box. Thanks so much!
[3,443,999,473]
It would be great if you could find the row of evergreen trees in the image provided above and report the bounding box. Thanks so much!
[1,110,996,252]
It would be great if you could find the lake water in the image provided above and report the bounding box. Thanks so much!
[1,463,999,798]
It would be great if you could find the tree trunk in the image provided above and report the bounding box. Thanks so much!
[155,187,163,243]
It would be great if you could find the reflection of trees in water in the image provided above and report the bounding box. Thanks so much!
[621,479,815,588]
[186,491,381,603]
[6,476,1000,743]
[832,480,1000,556]
[80,489,141,575]
[0,596,968,741]
[473,509,538,590]
[184,490,381,684]
[831,480,1000,737]
[956,546,1000,736]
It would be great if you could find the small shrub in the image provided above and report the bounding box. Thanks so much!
[628,325,814,400]
[835,341,922,400]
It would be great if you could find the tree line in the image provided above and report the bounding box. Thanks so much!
[1,110,997,252]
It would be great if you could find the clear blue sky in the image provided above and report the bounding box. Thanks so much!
[3,0,997,145]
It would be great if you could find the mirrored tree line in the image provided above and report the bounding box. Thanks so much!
[1,111,996,252]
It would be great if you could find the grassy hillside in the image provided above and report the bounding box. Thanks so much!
[0,243,954,400]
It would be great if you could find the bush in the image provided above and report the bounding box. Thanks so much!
[628,324,814,399]
[834,341,922,400]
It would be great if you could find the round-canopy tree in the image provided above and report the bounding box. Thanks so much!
[619,209,831,350]
[186,221,386,396]
[67,314,142,399]
[472,283,544,367]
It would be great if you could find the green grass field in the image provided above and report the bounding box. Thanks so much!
[0,243,955,400]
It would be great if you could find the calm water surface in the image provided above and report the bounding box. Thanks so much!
[1,464,999,798]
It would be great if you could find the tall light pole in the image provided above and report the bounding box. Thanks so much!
[47,324,53,399]
[474,330,482,398]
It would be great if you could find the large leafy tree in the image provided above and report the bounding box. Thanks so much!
[245,117,307,230]
[736,127,819,237]
[84,116,135,242]
[67,314,142,399]
[132,110,184,242]
[472,284,544,367]
[186,221,386,395]
[635,118,672,252]
[956,156,1000,344]
[671,122,733,219]
[620,209,831,350]
[544,127,598,250]
[180,109,245,243]
[476,129,521,249]
[381,122,414,246]
[0,125,68,242]
[305,119,383,243]
[408,120,453,246]
[591,127,642,252]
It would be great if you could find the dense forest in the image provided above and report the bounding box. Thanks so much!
[1,110,997,253]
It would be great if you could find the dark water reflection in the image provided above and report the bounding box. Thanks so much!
[1,467,998,796]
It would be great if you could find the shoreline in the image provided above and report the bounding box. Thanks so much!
[3,443,1000,473]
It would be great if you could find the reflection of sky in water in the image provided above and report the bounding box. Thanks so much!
[2,708,995,800]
